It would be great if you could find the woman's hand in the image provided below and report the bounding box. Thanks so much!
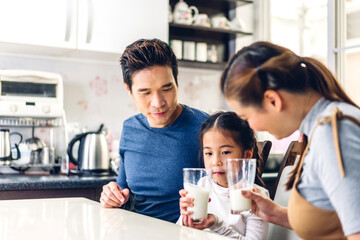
[242,188,291,229]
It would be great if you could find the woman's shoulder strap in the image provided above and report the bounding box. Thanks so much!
[316,106,360,178]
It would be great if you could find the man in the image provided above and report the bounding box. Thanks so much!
[100,39,209,223]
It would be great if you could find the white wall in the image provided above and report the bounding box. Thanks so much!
[0,54,225,148]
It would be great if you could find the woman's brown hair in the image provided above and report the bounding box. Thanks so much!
[220,41,358,189]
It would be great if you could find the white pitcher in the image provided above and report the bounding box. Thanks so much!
[173,0,199,25]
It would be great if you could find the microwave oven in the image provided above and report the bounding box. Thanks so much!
[0,69,64,117]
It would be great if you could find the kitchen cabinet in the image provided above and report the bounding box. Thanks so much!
[169,0,253,70]
[77,0,168,54]
[0,0,168,60]
[0,0,77,49]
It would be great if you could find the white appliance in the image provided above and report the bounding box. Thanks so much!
[0,69,64,117]
[0,69,69,175]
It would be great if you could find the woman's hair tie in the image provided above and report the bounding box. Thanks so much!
[300,57,306,68]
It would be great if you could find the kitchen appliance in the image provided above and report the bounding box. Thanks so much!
[22,124,54,165]
[0,69,64,117]
[0,69,68,175]
[67,124,110,175]
[0,129,21,161]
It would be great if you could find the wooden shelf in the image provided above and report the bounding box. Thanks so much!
[169,0,254,70]
[169,23,252,37]
[206,0,253,7]
[178,60,227,71]
[170,0,253,9]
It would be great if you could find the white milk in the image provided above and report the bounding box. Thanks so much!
[184,182,210,221]
[229,188,252,213]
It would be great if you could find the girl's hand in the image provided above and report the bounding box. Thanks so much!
[182,214,216,230]
[179,189,214,228]
[179,189,193,217]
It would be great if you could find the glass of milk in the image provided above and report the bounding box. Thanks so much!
[183,168,212,223]
[226,158,256,214]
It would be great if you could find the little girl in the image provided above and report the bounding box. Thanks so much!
[177,111,269,239]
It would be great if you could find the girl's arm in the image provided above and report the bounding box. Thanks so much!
[241,190,291,229]
[208,187,269,239]
[206,213,268,240]
[208,215,245,238]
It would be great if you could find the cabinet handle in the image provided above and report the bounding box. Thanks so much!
[86,0,94,44]
[65,0,73,42]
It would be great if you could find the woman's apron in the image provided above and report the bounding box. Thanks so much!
[288,106,360,239]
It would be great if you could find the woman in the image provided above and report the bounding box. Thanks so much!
[220,41,360,239]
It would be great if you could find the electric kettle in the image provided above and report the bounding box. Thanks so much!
[0,129,21,161]
[67,124,110,175]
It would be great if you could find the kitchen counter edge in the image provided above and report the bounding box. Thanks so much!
[0,174,117,191]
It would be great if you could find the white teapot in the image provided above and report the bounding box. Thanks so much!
[173,0,199,25]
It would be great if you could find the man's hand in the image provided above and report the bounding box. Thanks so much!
[100,181,130,208]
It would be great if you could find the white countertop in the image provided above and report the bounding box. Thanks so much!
[0,197,231,240]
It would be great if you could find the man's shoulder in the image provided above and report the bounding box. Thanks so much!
[181,104,209,122]
[123,113,146,128]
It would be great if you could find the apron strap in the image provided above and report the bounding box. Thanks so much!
[330,107,344,177]
[295,106,360,181]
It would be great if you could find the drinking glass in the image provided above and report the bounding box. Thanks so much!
[226,158,256,214]
[183,168,212,223]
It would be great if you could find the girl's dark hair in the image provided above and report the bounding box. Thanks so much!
[199,111,265,188]
[120,38,178,92]
[220,41,359,189]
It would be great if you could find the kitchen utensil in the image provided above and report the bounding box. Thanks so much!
[183,41,196,61]
[0,129,21,161]
[226,158,256,213]
[24,124,47,165]
[40,146,55,165]
[207,44,217,63]
[183,168,212,223]
[196,42,207,62]
[173,0,199,25]
[230,17,247,31]
[193,13,210,27]
[170,39,183,59]
[211,16,230,29]
[168,5,173,23]
[25,124,46,151]
[67,124,110,175]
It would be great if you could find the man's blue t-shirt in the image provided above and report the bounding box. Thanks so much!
[117,104,209,223]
